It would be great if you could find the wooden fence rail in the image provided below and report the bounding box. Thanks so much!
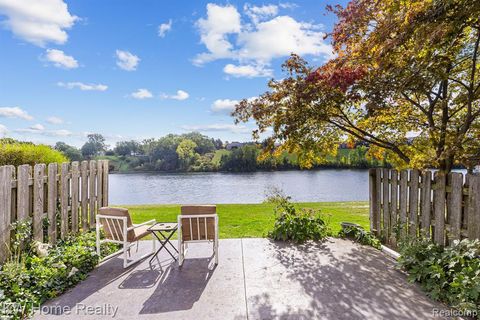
[0,160,109,263]
[369,168,480,247]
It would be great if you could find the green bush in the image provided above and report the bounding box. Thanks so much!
[0,142,68,166]
[0,221,119,319]
[398,238,480,317]
[338,225,382,249]
[266,190,330,243]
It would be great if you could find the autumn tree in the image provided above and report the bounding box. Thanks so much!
[233,0,480,172]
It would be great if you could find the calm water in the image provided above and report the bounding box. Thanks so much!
[109,169,369,205]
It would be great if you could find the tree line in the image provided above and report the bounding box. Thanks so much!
[50,132,385,172]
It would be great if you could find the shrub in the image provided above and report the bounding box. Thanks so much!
[0,222,119,320]
[338,225,382,249]
[266,189,330,243]
[0,142,68,166]
[398,238,480,317]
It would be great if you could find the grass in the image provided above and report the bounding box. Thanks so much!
[119,201,370,239]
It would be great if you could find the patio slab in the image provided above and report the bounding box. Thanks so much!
[34,238,448,320]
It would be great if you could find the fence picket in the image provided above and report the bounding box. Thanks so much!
[382,168,390,239]
[47,163,58,244]
[33,164,45,241]
[468,175,480,239]
[390,170,398,239]
[71,162,80,233]
[399,170,408,236]
[89,160,96,228]
[0,166,13,263]
[448,173,463,242]
[420,171,432,237]
[102,160,109,207]
[433,172,446,245]
[409,170,420,237]
[81,161,88,231]
[17,164,30,222]
[60,163,70,239]
[97,161,103,209]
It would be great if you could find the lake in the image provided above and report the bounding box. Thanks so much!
[109,169,369,204]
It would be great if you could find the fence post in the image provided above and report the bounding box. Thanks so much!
[0,166,14,263]
[33,164,46,241]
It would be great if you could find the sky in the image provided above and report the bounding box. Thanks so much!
[0,0,345,147]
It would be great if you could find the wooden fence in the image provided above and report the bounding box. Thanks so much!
[369,168,480,247]
[0,160,109,262]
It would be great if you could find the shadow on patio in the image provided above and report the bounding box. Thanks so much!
[35,239,448,320]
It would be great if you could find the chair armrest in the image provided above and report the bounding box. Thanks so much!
[128,219,156,231]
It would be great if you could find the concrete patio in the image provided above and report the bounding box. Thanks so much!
[34,238,448,320]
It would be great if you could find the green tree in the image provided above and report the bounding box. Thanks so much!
[176,139,198,170]
[81,134,107,158]
[114,140,140,156]
[55,142,82,161]
[182,132,216,154]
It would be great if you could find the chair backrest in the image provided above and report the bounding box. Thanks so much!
[98,207,136,242]
[180,205,216,241]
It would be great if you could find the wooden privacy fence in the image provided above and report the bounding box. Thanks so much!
[369,168,480,247]
[0,160,109,262]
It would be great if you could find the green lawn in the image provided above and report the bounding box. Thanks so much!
[119,202,370,239]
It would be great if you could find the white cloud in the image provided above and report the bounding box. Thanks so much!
[161,90,189,101]
[44,49,78,69]
[194,4,333,77]
[211,99,238,113]
[237,16,332,62]
[223,63,273,78]
[46,116,63,124]
[0,107,33,120]
[279,2,298,10]
[130,88,153,100]
[57,81,108,91]
[29,123,45,131]
[193,3,241,65]
[0,124,8,136]
[158,19,172,37]
[244,4,278,24]
[0,0,78,47]
[181,123,249,133]
[116,50,140,71]
[15,127,72,136]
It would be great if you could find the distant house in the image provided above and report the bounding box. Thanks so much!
[226,142,245,150]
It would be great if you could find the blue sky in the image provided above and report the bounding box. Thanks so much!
[0,0,344,147]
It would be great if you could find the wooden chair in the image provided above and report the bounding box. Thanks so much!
[177,205,219,266]
[96,207,156,268]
